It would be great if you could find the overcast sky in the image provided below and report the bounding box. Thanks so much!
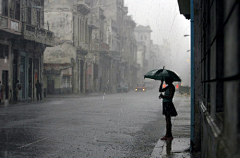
[125,0,190,44]
[125,0,191,85]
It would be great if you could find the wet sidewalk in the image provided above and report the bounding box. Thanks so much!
[151,96,191,158]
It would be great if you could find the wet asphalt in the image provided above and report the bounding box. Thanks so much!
[0,89,183,158]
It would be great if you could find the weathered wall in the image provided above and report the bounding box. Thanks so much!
[45,11,73,41]
[44,43,76,63]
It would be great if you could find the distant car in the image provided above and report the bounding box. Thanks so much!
[117,84,129,92]
[135,83,146,92]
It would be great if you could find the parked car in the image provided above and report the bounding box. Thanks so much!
[117,83,129,92]
[135,83,146,92]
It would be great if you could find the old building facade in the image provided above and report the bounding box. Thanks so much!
[43,0,90,94]
[123,15,138,89]
[134,25,152,73]
[92,0,131,92]
[136,42,147,84]
[89,4,111,93]
[0,0,54,102]
[151,44,162,69]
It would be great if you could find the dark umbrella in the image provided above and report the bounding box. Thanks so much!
[144,68,181,82]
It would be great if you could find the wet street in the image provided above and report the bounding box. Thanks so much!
[0,89,185,158]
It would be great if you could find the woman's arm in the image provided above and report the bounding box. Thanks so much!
[159,81,163,92]
[160,85,174,99]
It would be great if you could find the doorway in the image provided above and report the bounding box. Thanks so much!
[13,49,18,101]
[2,70,8,99]
[47,80,54,94]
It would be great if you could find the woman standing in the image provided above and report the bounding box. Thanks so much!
[159,77,178,140]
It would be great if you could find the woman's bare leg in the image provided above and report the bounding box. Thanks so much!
[166,116,172,137]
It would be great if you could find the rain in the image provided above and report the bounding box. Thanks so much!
[1,0,239,158]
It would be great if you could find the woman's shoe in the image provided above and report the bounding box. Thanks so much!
[161,136,168,140]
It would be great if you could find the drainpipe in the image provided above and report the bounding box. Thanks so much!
[190,0,195,152]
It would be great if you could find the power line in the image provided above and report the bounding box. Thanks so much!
[167,3,178,41]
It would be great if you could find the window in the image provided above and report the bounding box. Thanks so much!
[62,76,71,88]
[37,10,40,27]
[215,0,224,113]
[2,0,8,16]
[35,1,41,26]
[27,7,31,24]
[15,1,20,20]
[201,0,211,112]
[0,44,9,59]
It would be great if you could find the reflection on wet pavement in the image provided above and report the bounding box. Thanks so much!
[166,139,173,155]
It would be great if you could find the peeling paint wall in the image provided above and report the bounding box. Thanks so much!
[44,43,76,63]
[45,11,73,41]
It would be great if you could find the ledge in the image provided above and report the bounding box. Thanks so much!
[199,101,221,138]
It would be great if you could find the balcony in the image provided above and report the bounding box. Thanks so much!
[99,43,109,52]
[91,42,109,54]
[88,20,98,29]
[22,22,55,46]
[76,0,90,15]
[77,47,88,58]
[0,15,21,35]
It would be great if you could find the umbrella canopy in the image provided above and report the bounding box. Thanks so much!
[144,69,181,82]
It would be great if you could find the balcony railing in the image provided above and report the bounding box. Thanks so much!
[0,16,54,46]
[0,15,21,35]
[22,22,55,46]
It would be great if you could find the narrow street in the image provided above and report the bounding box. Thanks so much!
[0,89,187,157]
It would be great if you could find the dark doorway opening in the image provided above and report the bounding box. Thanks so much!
[2,70,8,99]
[47,80,54,94]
